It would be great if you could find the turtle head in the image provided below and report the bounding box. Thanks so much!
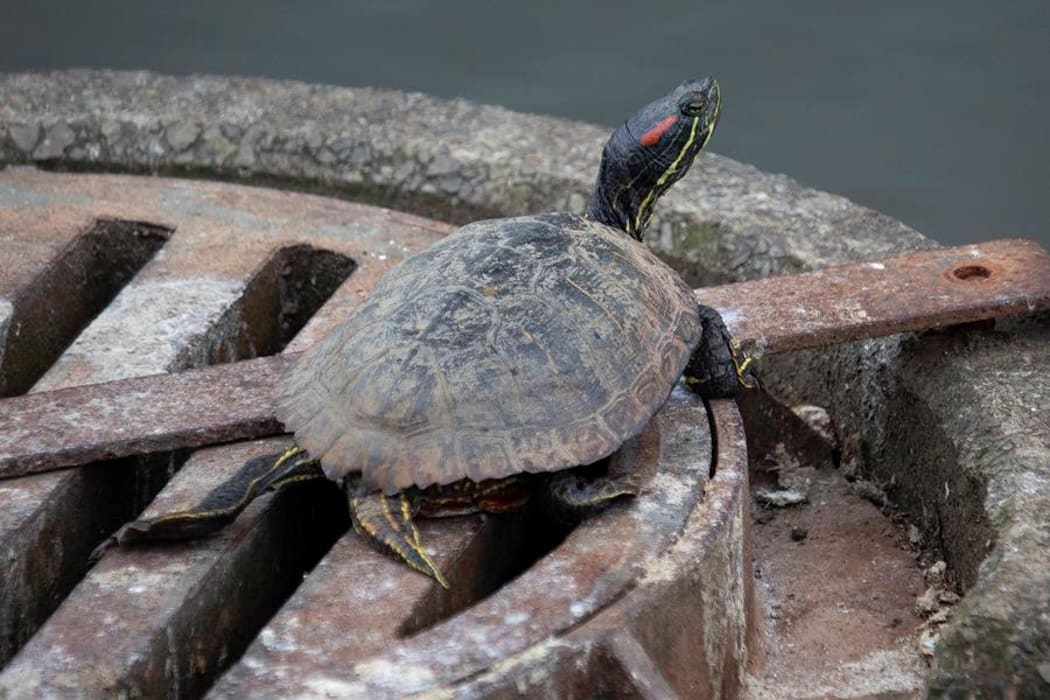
[586,78,721,240]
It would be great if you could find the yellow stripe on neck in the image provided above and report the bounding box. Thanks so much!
[633,115,701,234]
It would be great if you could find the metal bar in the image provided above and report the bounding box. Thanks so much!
[0,354,294,478]
[698,238,1050,355]
[1,238,1048,480]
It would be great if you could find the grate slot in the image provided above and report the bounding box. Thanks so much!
[174,244,355,369]
[397,504,574,639]
[0,240,354,668]
[0,218,170,397]
[395,465,621,639]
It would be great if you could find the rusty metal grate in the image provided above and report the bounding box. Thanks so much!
[2,168,1050,697]
[0,170,754,697]
[0,169,437,691]
[4,232,1049,482]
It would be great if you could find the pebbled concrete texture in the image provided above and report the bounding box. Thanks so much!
[0,70,1047,694]
[884,317,1050,694]
[0,70,927,281]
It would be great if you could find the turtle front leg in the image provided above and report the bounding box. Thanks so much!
[92,445,325,560]
[347,484,450,589]
[685,303,759,398]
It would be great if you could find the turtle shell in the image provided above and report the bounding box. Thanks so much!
[277,213,702,494]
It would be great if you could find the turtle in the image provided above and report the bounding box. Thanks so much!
[96,78,756,587]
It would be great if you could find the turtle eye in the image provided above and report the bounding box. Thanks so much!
[680,96,707,116]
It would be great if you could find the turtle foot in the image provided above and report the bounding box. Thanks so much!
[348,485,450,589]
[686,304,760,398]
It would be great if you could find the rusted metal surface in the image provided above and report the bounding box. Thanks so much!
[0,169,450,670]
[0,437,352,700]
[699,238,1050,355]
[0,391,749,699]
[0,354,292,477]
[0,218,171,397]
[3,239,1048,481]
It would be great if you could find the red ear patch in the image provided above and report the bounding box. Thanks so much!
[639,115,679,147]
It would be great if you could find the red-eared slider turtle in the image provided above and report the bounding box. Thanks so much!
[98,78,755,587]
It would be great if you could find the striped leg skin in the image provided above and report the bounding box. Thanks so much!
[91,446,324,561]
[546,471,639,512]
[348,485,450,589]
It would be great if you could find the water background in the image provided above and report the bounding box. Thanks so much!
[1,0,1047,249]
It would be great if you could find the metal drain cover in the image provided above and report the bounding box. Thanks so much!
[0,169,752,698]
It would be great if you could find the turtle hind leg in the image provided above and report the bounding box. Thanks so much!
[685,303,760,398]
[348,485,450,589]
[92,445,324,561]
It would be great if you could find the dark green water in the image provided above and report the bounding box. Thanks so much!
[1,1,1047,249]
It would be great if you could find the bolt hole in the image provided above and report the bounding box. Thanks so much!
[952,264,992,281]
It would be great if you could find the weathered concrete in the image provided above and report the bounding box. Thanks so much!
[884,317,1050,694]
[1,70,1048,693]
[0,70,926,281]
[760,321,1050,695]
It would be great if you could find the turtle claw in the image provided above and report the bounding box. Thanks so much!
[89,536,117,565]
[348,486,450,589]
[408,544,450,589]
[730,339,761,391]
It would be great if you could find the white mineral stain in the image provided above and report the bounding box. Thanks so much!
[744,647,924,698]
[302,675,368,698]
[259,627,300,654]
[635,470,694,525]
[503,611,529,626]
[640,551,680,586]
[0,485,54,525]
[479,637,574,684]
[93,559,191,594]
[714,307,742,326]
[239,654,265,671]
[867,261,886,270]
[353,657,438,694]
